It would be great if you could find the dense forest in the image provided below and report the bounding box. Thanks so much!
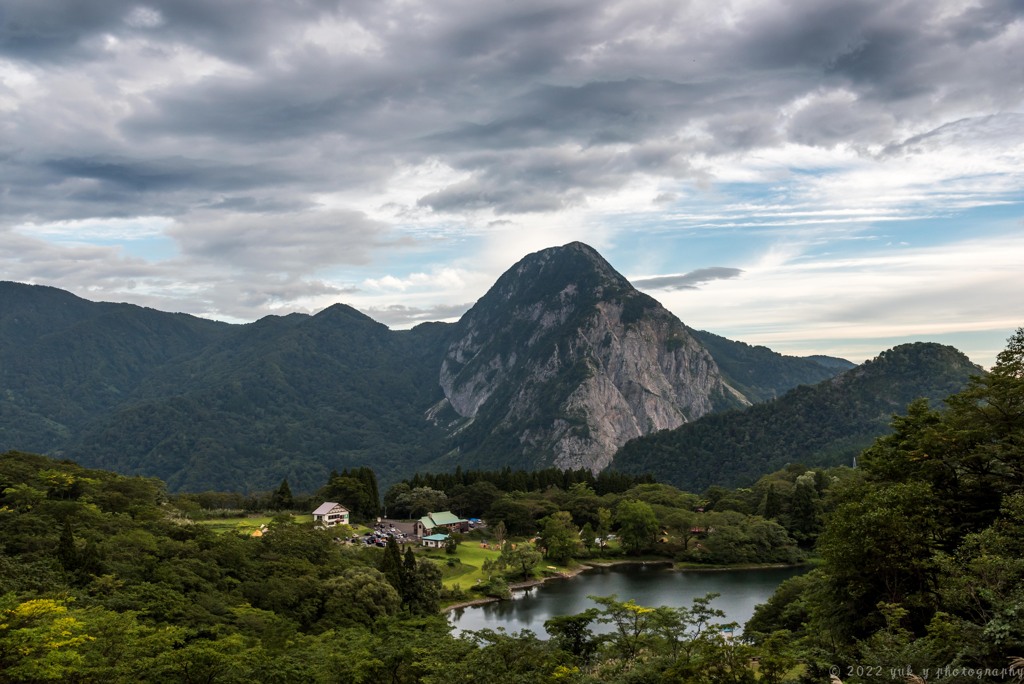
[1,277,848,494]
[742,328,1024,682]
[1,329,1021,683]
[612,342,981,491]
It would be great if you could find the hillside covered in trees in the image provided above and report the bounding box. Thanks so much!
[611,342,981,491]
[1,252,847,494]
[0,327,1021,682]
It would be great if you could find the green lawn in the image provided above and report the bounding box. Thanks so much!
[423,540,503,590]
[195,514,312,534]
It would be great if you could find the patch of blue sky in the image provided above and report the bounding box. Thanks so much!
[15,216,174,245]
[113,235,178,261]
[825,202,1024,255]
[609,225,767,279]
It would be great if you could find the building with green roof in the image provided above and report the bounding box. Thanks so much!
[413,510,468,537]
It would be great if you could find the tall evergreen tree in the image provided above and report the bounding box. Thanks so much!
[57,519,77,571]
[270,478,294,510]
[379,535,405,596]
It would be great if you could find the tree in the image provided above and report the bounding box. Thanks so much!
[320,475,376,522]
[595,507,613,548]
[486,498,535,536]
[662,509,697,553]
[379,535,405,595]
[579,522,597,555]
[590,595,658,665]
[615,499,658,554]
[757,483,783,520]
[319,567,401,628]
[817,479,944,638]
[384,482,412,517]
[544,609,600,666]
[491,520,507,548]
[57,519,77,572]
[403,560,442,615]
[785,471,821,545]
[498,541,542,581]
[269,478,294,511]
[449,480,503,518]
[539,511,579,563]
[403,546,417,577]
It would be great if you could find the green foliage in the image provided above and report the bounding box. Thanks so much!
[319,467,379,521]
[385,485,449,519]
[545,608,600,665]
[613,342,981,491]
[1,282,451,493]
[380,535,405,594]
[691,328,854,403]
[614,499,659,554]
[747,328,1024,678]
[498,541,543,581]
[539,511,580,563]
[269,478,294,510]
[0,449,832,683]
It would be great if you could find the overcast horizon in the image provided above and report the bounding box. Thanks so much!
[2,0,1022,368]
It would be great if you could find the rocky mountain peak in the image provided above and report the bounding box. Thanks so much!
[464,242,638,318]
[434,242,741,473]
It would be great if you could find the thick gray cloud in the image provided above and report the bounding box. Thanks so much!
[1,0,1021,323]
[632,268,744,291]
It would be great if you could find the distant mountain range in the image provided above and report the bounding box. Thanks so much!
[1,243,979,493]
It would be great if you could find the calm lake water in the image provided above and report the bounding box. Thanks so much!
[448,564,807,638]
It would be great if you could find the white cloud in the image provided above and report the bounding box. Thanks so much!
[655,232,1024,366]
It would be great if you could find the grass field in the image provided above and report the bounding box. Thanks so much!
[423,540,503,590]
[196,514,312,534]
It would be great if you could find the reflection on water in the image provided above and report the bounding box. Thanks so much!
[448,564,807,638]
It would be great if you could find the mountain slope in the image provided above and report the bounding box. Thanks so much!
[69,306,451,492]
[0,282,231,453]
[429,242,744,473]
[610,342,982,491]
[1,244,863,492]
[690,329,855,402]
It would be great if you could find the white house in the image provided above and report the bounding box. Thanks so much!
[312,502,350,527]
[422,533,450,548]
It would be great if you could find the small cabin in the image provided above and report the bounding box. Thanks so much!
[422,533,450,549]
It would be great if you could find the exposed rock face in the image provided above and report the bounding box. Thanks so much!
[437,242,742,472]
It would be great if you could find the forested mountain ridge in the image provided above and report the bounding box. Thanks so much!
[71,306,453,492]
[0,281,232,454]
[610,341,983,491]
[4,243,852,492]
[746,328,1024,681]
[689,328,855,402]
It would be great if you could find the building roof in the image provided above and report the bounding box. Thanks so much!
[423,533,450,542]
[312,501,347,516]
[426,511,465,526]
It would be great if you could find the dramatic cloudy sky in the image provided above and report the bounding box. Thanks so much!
[2,0,1022,367]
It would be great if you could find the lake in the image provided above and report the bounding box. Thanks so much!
[448,563,807,638]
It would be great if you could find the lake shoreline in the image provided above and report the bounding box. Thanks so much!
[442,559,806,613]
